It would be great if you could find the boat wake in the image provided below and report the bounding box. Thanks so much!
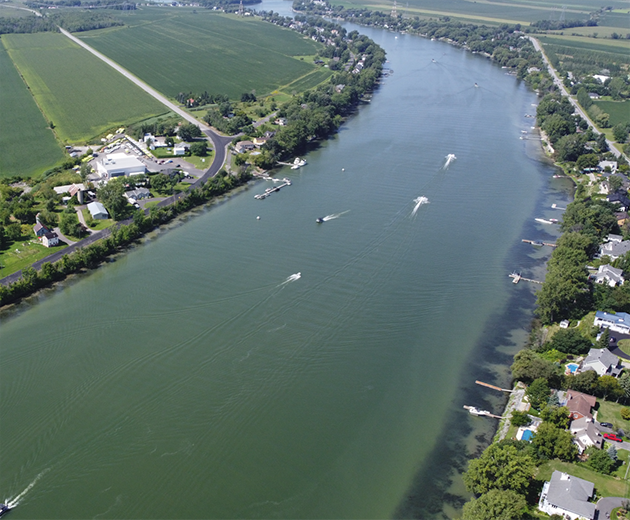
[411,196,430,216]
[280,273,301,286]
[323,210,350,222]
[6,469,49,508]
[443,154,456,169]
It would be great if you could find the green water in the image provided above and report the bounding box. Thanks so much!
[1,27,563,519]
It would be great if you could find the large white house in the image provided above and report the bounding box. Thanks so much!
[594,310,630,335]
[539,471,596,520]
[592,264,625,286]
[581,348,622,377]
[97,153,146,178]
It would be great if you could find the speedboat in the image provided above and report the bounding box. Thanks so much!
[316,217,324,223]
[0,503,11,517]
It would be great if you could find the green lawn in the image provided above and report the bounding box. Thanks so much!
[597,400,630,433]
[537,460,630,498]
[76,9,324,100]
[183,152,214,170]
[81,208,114,231]
[2,32,168,143]
[0,238,68,278]
[0,41,65,178]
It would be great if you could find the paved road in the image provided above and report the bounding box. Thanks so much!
[528,36,624,161]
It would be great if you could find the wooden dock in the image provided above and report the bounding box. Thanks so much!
[509,273,543,284]
[475,380,514,393]
[254,179,291,200]
[522,239,557,247]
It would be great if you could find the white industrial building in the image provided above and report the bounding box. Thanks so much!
[97,153,146,178]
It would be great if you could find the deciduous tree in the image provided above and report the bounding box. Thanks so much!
[462,489,527,520]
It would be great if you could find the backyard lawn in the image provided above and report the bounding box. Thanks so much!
[0,238,67,278]
[537,459,630,498]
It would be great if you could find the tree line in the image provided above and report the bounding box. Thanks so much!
[0,170,251,307]
[0,11,123,34]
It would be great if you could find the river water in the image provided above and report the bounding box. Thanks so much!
[0,6,573,519]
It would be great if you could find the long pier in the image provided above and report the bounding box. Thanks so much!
[475,380,514,393]
[509,273,543,284]
[522,239,557,247]
[254,179,291,200]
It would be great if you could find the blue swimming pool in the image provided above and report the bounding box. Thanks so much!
[567,363,579,373]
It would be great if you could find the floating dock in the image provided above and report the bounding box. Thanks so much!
[522,239,557,247]
[509,273,543,284]
[463,405,504,419]
[254,179,291,200]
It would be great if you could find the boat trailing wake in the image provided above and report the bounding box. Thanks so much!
[280,273,301,285]
[411,196,429,216]
[6,469,50,508]
[323,210,350,222]
[443,154,456,169]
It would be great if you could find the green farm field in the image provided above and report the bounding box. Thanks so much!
[593,100,630,127]
[3,32,168,143]
[76,9,324,100]
[334,0,607,25]
[0,40,65,178]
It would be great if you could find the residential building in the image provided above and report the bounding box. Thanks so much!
[235,140,255,153]
[599,237,630,260]
[125,188,151,200]
[87,201,109,220]
[173,142,189,156]
[600,161,618,174]
[594,310,630,335]
[565,390,597,420]
[569,417,603,453]
[606,192,629,210]
[538,471,596,520]
[33,223,50,238]
[42,231,59,248]
[581,348,622,377]
[592,264,625,287]
[274,117,287,126]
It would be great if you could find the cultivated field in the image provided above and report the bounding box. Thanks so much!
[593,100,630,127]
[0,41,65,178]
[3,32,168,143]
[338,0,619,25]
[76,9,324,100]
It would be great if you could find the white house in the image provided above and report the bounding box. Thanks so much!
[97,153,146,178]
[593,74,610,84]
[87,201,109,220]
[592,264,625,287]
[569,417,603,453]
[538,471,596,520]
[600,161,618,174]
[594,310,630,335]
[42,231,59,248]
[173,143,189,156]
[581,348,622,377]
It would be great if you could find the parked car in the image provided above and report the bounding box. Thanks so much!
[600,422,614,429]
[604,433,622,442]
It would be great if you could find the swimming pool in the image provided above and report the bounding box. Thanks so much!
[566,363,579,373]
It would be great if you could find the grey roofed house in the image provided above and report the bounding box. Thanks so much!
[538,471,596,520]
[126,188,151,200]
[569,417,603,453]
[581,347,622,377]
[599,238,630,260]
[607,192,630,210]
[592,264,625,287]
[87,201,109,220]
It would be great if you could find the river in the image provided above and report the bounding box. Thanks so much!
[0,5,573,519]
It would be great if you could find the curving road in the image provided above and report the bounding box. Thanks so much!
[528,36,624,161]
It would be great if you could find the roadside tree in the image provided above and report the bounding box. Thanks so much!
[98,179,128,221]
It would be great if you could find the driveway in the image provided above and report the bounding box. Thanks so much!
[597,496,626,519]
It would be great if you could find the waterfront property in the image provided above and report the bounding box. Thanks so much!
[599,236,630,260]
[592,264,625,287]
[538,471,596,520]
[594,311,630,335]
[581,348,622,378]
